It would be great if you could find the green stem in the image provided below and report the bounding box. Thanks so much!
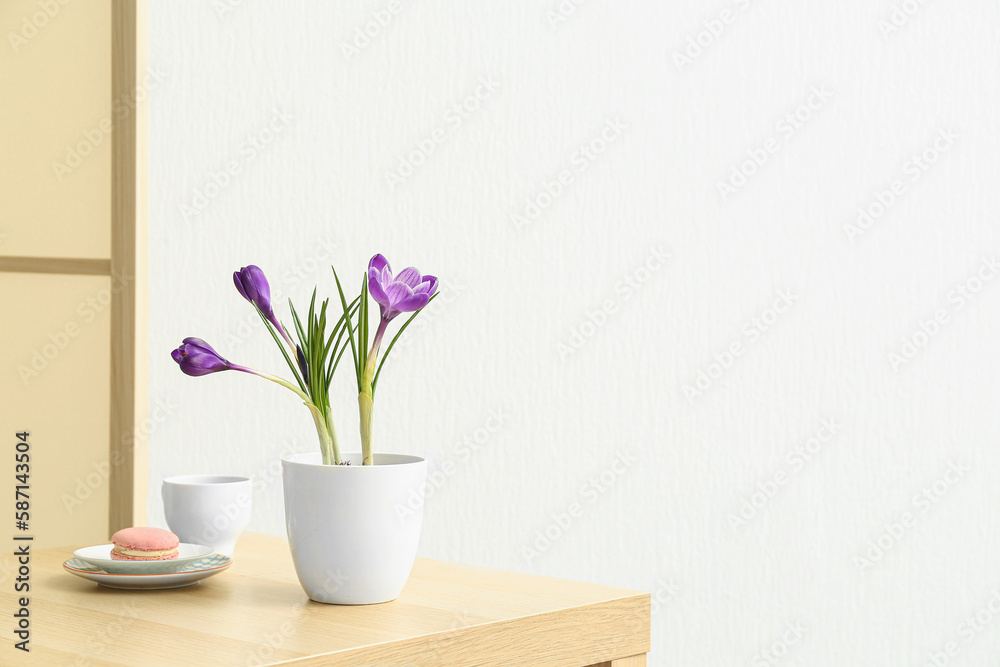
[357,318,387,466]
[325,409,342,465]
[365,318,389,381]
[231,365,309,402]
[306,403,335,465]
[358,389,373,466]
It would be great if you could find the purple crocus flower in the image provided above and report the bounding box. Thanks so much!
[171,338,234,376]
[361,254,438,386]
[367,254,438,322]
[234,264,296,350]
[171,336,306,396]
[233,265,272,314]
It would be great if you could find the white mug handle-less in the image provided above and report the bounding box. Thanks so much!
[161,475,252,555]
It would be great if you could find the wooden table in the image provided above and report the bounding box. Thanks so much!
[2,533,650,666]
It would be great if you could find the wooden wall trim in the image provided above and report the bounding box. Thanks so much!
[110,0,147,534]
[0,257,111,276]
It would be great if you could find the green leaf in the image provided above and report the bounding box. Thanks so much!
[307,287,317,343]
[325,295,359,352]
[317,299,330,385]
[288,298,307,348]
[253,304,307,393]
[359,273,370,373]
[332,265,362,391]
[320,301,344,365]
[311,297,325,403]
[322,324,337,363]
[372,292,438,392]
[328,337,352,386]
[325,297,360,385]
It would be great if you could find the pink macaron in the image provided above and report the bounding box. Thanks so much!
[110,527,180,560]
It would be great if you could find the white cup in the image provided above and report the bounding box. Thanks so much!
[162,474,252,556]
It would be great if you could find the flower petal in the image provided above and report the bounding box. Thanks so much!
[233,271,248,300]
[243,265,272,311]
[172,338,232,376]
[180,359,226,376]
[413,275,438,295]
[182,337,217,354]
[394,292,431,312]
[184,353,220,370]
[384,281,414,306]
[368,254,390,276]
[368,269,391,308]
[395,267,421,288]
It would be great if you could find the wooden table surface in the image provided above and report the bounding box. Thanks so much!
[1,533,650,666]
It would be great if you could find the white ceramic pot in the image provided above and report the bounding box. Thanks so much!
[281,452,426,605]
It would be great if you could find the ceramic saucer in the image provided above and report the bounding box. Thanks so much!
[63,553,232,590]
[73,543,214,574]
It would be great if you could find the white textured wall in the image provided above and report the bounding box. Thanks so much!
[147,1,1000,664]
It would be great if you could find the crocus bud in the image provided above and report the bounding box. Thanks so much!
[233,265,273,317]
[171,338,232,376]
[234,264,298,352]
[296,344,309,385]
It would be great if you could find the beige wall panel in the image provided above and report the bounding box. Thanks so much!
[0,0,111,259]
[0,273,111,549]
